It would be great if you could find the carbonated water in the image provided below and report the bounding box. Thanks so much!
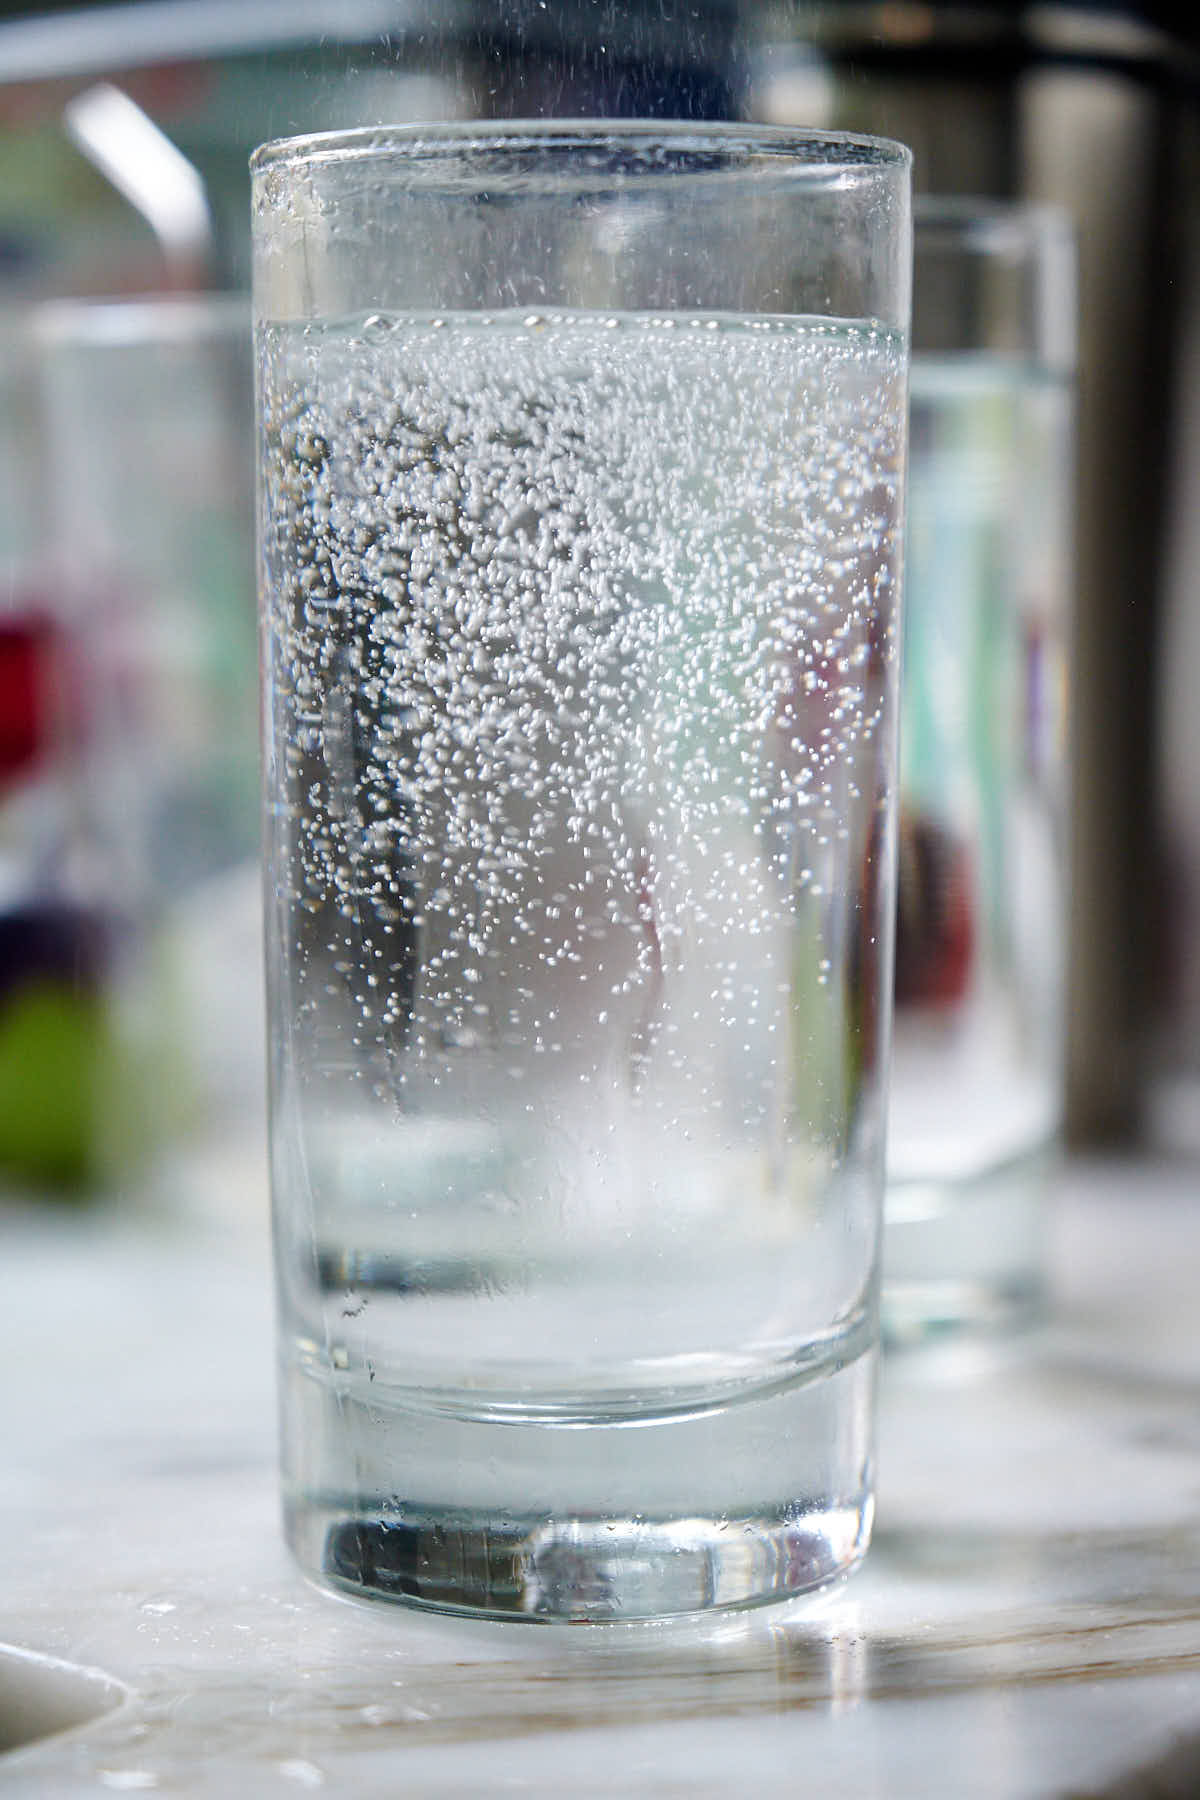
[259,310,906,1617]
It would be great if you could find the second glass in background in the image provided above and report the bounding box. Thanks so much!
[884,200,1076,1341]
[34,295,263,1206]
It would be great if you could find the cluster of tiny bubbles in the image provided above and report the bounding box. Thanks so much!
[257,308,905,1093]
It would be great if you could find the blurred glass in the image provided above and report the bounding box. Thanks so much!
[0,306,118,1196]
[884,199,1077,1342]
[32,294,262,1205]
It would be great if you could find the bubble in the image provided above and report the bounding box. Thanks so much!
[260,304,904,1090]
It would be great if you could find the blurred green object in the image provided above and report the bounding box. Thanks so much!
[0,944,201,1200]
[0,980,105,1192]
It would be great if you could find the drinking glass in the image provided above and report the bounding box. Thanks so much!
[0,308,110,1196]
[884,200,1076,1341]
[253,121,911,1620]
[35,295,263,1191]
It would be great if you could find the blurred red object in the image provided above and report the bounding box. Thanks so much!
[894,809,975,1009]
[0,611,57,785]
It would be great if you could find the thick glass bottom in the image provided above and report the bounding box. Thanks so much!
[882,1145,1053,1346]
[280,1342,876,1623]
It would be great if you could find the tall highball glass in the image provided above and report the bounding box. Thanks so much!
[253,122,911,1621]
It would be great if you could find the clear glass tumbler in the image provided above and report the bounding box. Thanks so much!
[253,121,911,1621]
[884,200,1076,1342]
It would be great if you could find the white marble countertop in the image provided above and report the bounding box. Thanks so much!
[3,1147,1200,1797]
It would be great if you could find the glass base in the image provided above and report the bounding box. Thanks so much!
[279,1339,877,1623]
[882,1145,1053,1347]
[289,1497,872,1623]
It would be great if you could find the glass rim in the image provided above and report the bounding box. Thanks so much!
[250,118,912,180]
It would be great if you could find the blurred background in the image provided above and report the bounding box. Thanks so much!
[0,0,1197,1218]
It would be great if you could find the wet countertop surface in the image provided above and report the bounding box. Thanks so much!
[3,1148,1200,1797]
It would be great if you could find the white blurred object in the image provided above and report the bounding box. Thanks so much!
[64,83,214,287]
